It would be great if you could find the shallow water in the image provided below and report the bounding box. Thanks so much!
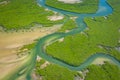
[1,0,120,80]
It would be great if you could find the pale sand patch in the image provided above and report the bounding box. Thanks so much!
[58,38,64,42]
[31,72,40,80]
[0,1,10,5]
[58,0,83,4]
[70,16,78,21]
[65,30,70,33]
[78,69,89,80]
[31,70,43,80]
[40,61,50,69]
[48,15,64,21]
[92,58,110,65]
[36,56,42,61]
[45,8,51,11]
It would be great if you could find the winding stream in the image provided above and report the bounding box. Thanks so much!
[1,0,120,80]
[36,0,120,71]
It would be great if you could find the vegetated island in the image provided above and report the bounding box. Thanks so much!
[45,0,99,13]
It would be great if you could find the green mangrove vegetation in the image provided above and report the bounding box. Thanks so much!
[35,61,81,80]
[58,18,77,32]
[35,62,120,80]
[22,0,120,79]
[20,42,37,51]
[45,0,99,13]
[0,0,65,30]
[85,62,120,80]
[46,0,120,66]
[0,0,120,79]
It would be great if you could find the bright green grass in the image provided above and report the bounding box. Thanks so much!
[46,0,120,66]
[85,62,120,80]
[0,0,65,30]
[46,0,99,13]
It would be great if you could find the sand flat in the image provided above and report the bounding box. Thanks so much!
[0,24,62,79]
[58,0,83,4]
[0,25,62,58]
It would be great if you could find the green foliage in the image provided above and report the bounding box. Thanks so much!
[46,0,120,66]
[35,63,79,80]
[36,59,45,68]
[46,33,104,66]
[85,62,120,80]
[46,0,99,13]
[0,0,4,2]
[0,0,64,30]
[59,19,77,32]
[20,42,36,51]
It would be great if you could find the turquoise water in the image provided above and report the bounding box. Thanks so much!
[4,0,119,80]
[36,0,120,71]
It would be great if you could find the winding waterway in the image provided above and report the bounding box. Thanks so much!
[2,0,119,80]
[1,0,120,80]
[36,0,120,71]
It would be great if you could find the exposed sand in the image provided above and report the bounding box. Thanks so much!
[0,25,62,58]
[36,56,42,61]
[40,61,50,69]
[92,58,110,65]
[31,70,43,80]
[70,16,78,21]
[48,15,64,21]
[78,69,89,80]
[0,24,62,79]
[58,0,83,4]
[0,0,10,5]
[58,38,64,42]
